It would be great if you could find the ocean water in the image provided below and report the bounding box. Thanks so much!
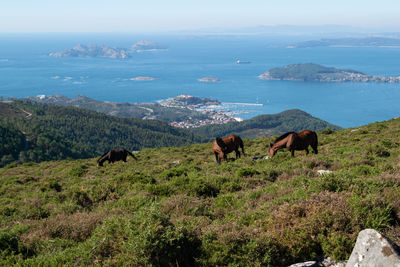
[0,33,399,128]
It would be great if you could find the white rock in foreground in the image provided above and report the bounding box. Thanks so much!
[346,229,400,267]
[317,170,333,175]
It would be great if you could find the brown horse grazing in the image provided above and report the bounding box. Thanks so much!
[97,149,137,166]
[268,130,318,158]
[212,134,245,164]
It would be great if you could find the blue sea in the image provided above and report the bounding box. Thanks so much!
[0,33,399,128]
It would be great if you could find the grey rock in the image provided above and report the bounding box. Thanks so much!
[288,261,318,267]
[346,229,400,267]
[288,257,346,267]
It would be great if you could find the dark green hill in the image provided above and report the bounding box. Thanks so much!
[191,109,340,139]
[0,101,205,166]
[0,118,399,266]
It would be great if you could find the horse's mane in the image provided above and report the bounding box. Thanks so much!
[272,132,296,144]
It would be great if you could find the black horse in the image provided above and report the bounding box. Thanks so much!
[97,149,137,166]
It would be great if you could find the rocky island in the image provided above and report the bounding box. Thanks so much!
[198,77,220,82]
[49,41,167,59]
[259,63,400,83]
[49,44,130,59]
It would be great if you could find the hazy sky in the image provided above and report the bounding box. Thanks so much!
[1,0,399,32]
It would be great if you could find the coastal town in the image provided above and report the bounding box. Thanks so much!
[158,94,243,128]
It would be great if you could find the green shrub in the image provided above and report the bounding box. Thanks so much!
[145,183,173,197]
[68,164,88,177]
[321,128,334,135]
[320,232,354,261]
[192,179,219,197]
[86,205,202,266]
[162,167,187,180]
[237,167,259,178]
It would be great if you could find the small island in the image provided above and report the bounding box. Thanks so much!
[49,44,130,59]
[131,40,168,52]
[198,77,220,82]
[49,41,167,59]
[259,63,400,83]
[130,76,157,81]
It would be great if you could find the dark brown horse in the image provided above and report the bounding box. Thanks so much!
[212,134,245,164]
[97,148,137,166]
[268,130,318,158]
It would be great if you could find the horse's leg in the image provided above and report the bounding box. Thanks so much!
[291,149,295,157]
[305,148,309,155]
[235,149,240,159]
[312,144,318,154]
[223,153,227,161]
[215,152,220,164]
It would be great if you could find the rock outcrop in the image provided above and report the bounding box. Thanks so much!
[346,229,400,267]
[289,229,400,267]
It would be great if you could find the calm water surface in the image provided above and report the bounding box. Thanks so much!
[0,33,399,128]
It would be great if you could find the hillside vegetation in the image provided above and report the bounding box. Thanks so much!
[0,101,337,166]
[0,101,204,166]
[0,118,399,266]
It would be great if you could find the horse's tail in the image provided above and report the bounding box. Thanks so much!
[239,137,245,156]
[126,149,138,160]
[273,131,296,144]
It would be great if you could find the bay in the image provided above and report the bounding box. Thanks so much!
[0,33,399,128]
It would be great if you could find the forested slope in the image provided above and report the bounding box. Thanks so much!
[0,101,205,166]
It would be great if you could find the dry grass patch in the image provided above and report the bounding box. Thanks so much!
[22,211,104,245]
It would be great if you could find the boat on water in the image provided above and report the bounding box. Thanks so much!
[236,60,251,64]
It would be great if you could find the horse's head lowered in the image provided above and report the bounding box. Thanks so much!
[268,143,277,158]
[216,137,228,152]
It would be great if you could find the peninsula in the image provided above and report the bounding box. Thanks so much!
[258,63,400,83]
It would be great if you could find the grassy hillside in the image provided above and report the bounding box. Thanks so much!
[0,101,205,166]
[191,109,340,139]
[0,118,399,266]
[0,101,339,167]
